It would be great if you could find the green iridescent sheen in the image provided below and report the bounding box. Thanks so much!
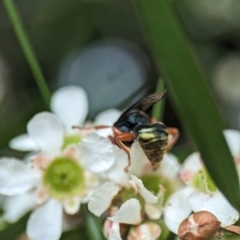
[43,157,84,198]
[193,169,217,192]
[62,135,81,150]
[141,174,174,204]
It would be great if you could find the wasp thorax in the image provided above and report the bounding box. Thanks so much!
[114,110,150,133]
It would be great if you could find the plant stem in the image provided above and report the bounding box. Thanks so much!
[152,78,165,120]
[2,0,51,107]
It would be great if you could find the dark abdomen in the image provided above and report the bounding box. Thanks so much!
[136,122,168,170]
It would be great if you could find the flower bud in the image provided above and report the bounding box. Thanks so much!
[178,211,221,240]
[127,222,161,240]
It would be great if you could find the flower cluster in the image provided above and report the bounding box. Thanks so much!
[0,86,121,239]
[1,85,240,240]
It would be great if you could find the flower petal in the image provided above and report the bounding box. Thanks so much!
[163,187,194,234]
[187,191,211,212]
[88,181,120,216]
[80,133,115,172]
[180,152,203,185]
[157,153,181,179]
[128,222,161,240]
[3,192,35,223]
[202,191,239,227]
[109,198,142,225]
[105,146,129,186]
[129,141,150,177]
[27,112,64,154]
[51,86,88,132]
[224,129,240,158]
[94,109,121,137]
[63,196,81,215]
[109,222,122,240]
[0,158,38,196]
[130,175,157,204]
[9,134,38,151]
[27,199,63,240]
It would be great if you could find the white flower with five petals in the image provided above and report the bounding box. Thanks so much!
[0,112,98,240]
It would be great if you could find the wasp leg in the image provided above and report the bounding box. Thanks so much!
[112,132,137,172]
[72,125,111,130]
[151,117,158,123]
[166,127,179,150]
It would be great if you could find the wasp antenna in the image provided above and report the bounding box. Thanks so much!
[72,125,82,129]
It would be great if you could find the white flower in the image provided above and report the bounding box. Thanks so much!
[188,191,239,227]
[168,143,240,234]
[0,112,101,239]
[83,130,184,239]
[80,132,130,185]
[9,86,89,152]
[163,187,195,234]
[88,176,157,220]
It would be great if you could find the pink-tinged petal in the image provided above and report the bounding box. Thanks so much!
[80,133,115,172]
[88,182,120,216]
[63,197,81,215]
[104,209,119,238]
[35,185,49,205]
[27,199,63,240]
[105,146,129,186]
[180,152,203,185]
[109,198,142,225]
[224,130,240,158]
[109,222,122,240]
[163,187,194,234]
[129,175,157,204]
[27,112,64,154]
[187,191,211,212]
[127,222,161,240]
[129,141,150,177]
[62,145,79,160]
[31,154,52,171]
[202,191,239,227]
[3,192,35,223]
[51,86,88,132]
[158,154,181,179]
[9,134,38,152]
[0,158,38,196]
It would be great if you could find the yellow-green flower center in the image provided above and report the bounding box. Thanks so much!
[193,169,217,192]
[43,157,84,199]
[141,174,174,204]
[62,135,81,150]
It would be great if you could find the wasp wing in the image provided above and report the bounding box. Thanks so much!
[114,90,166,125]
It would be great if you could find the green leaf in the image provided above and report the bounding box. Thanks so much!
[135,0,240,209]
[60,227,87,240]
[82,204,105,240]
[0,212,30,240]
[152,78,165,120]
[2,0,51,107]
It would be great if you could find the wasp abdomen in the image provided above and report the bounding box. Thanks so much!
[136,122,168,170]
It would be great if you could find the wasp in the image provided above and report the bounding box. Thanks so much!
[74,91,179,170]
[110,91,179,170]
